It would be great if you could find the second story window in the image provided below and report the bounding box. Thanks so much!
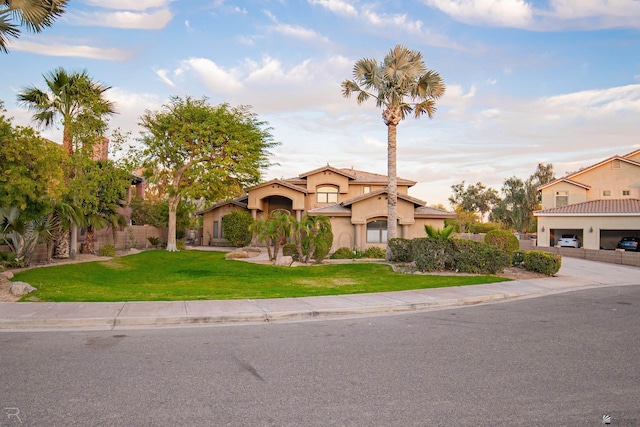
[317,186,338,203]
[603,190,611,197]
[363,186,371,194]
[555,191,568,207]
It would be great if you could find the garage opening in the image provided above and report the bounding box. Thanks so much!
[550,229,584,247]
[599,230,640,250]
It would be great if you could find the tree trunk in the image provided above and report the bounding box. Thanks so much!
[166,194,180,251]
[83,226,95,254]
[386,122,398,261]
[54,229,70,259]
[70,224,78,259]
[62,125,73,155]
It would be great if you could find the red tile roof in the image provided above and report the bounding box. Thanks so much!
[535,199,640,215]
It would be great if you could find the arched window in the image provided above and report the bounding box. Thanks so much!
[367,220,388,243]
[317,186,338,203]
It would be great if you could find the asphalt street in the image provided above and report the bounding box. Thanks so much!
[1,285,639,426]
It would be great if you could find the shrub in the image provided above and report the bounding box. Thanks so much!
[282,242,298,260]
[470,222,500,234]
[388,238,413,262]
[1,253,25,269]
[100,245,116,257]
[512,250,525,267]
[176,240,186,251]
[451,239,511,274]
[362,246,385,259]
[222,210,254,247]
[484,230,519,254]
[147,236,160,248]
[330,247,355,259]
[410,238,454,272]
[523,250,561,276]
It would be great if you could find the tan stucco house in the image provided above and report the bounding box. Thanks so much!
[534,149,640,250]
[199,165,455,252]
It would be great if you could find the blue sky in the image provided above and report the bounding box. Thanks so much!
[2,0,639,207]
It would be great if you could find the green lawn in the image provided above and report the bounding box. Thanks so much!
[13,250,510,302]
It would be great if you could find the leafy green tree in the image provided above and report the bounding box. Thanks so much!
[0,0,67,54]
[492,176,528,232]
[0,102,67,220]
[137,96,277,251]
[17,67,115,155]
[450,206,478,233]
[129,197,165,227]
[342,45,445,259]
[68,159,129,254]
[491,164,555,233]
[449,181,500,222]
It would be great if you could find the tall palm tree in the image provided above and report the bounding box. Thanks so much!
[342,44,446,258]
[17,67,115,155]
[0,0,67,53]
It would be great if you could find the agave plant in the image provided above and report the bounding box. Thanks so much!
[0,206,56,266]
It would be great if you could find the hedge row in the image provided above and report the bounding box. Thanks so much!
[389,238,561,276]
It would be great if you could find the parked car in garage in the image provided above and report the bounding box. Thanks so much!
[557,234,581,248]
[616,236,640,251]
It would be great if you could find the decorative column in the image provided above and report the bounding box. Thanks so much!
[354,224,362,249]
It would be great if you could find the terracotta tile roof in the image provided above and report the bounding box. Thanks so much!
[535,199,640,215]
[340,188,427,207]
[414,206,457,218]
[247,178,308,194]
[538,177,591,191]
[291,165,415,186]
[197,195,248,215]
[306,204,352,216]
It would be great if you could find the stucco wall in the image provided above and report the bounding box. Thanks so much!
[541,182,587,209]
[202,205,245,246]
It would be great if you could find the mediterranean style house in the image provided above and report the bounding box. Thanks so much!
[534,149,640,250]
[199,165,455,252]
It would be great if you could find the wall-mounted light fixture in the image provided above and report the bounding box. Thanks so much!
[541,226,545,232]
[589,227,594,233]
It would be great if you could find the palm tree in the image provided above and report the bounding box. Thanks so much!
[0,0,67,54]
[301,215,332,263]
[16,67,115,155]
[342,44,446,259]
[425,224,454,240]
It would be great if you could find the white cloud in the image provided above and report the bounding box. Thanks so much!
[81,0,173,11]
[422,0,640,30]
[179,58,244,95]
[540,84,640,115]
[270,23,331,45]
[154,69,176,87]
[548,0,640,19]
[68,9,173,29]
[360,6,466,50]
[424,0,534,27]
[11,39,132,61]
[307,0,358,17]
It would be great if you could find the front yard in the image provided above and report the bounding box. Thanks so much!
[9,250,510,302]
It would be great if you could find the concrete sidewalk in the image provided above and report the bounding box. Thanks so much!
[1,257,638,331]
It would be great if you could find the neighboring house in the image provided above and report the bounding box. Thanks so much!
[534,149,640,250]
[198,165,455,251]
